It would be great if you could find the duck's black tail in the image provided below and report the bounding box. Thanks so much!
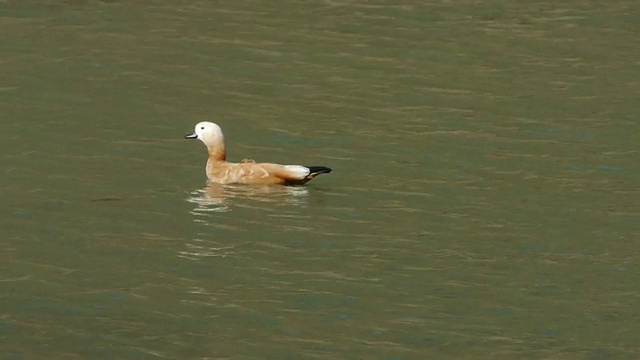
[306,166,332,176]
[286,166,332,185]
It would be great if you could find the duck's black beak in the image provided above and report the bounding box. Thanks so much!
[185,132,198,139]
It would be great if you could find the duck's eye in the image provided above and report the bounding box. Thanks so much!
[200,127,205,130]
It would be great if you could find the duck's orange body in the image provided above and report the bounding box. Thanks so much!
[186,122,331,185]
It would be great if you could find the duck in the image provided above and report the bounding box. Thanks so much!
[185,121,332,185]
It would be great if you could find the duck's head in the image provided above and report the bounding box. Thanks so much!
[185,121,224,147]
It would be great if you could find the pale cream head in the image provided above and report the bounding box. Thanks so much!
[185,121,226,160]
[185,121,224,146]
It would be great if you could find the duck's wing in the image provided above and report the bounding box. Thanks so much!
[206,162,268,184]
[207,161,331,185]
[241,163,310,184]
[257,163,332,185]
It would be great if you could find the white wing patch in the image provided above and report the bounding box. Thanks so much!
[284,165,310,179]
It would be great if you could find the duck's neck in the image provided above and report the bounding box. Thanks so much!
[207,145,226,161]
[202,131,226,161]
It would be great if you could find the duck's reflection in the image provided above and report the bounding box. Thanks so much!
[187,183,309,213]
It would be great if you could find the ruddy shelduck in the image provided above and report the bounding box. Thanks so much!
[185,122,332,185]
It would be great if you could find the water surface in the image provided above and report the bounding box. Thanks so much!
[1,1,639,359]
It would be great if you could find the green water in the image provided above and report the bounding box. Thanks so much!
[1,1,639,359]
